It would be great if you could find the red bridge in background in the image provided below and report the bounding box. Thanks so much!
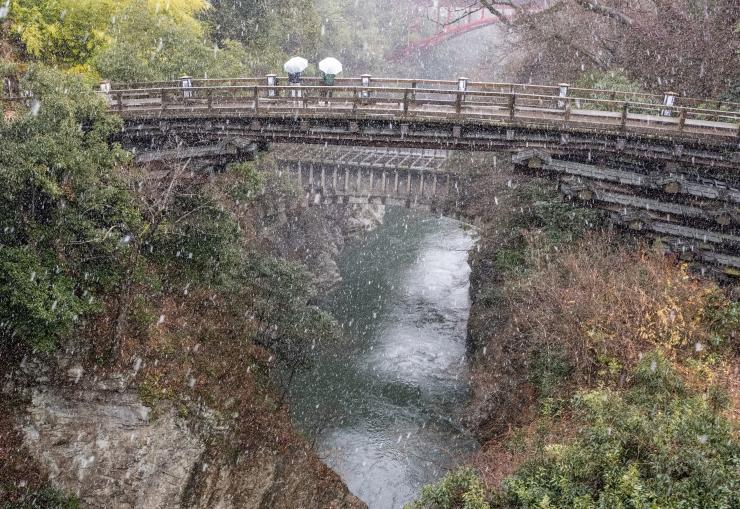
[391,0,547,60]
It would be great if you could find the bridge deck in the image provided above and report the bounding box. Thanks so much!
[104,80,740,144]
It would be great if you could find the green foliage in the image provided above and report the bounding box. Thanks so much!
[315,0,409,74]
[233,253,338,370]
[528,349,572,399]
[406,468,489,509]
[510,182,603,244]
[8,0,213,74]
[203,0,320,74]
[576,69,646,95]
[146,190,241,286]
[94,0,248,82]
[3,486,81,508]
[501,355,739,509]
[0,65,135,351]
[9,0,117,70]
[488,181,603,276]
[227,161,265,203]
[703,296,739,353]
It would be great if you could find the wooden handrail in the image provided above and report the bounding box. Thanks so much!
[109,85,740,118]
[107,77,739,108]
[85,79,740,140]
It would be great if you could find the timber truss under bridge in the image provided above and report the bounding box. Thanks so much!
[93,77,739,273]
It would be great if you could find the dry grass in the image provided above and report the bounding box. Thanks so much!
[469,231,738,440]
[510,232,734,386]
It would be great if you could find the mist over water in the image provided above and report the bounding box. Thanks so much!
[290,207,479,508]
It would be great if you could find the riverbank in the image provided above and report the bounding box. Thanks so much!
[407,157,739,508]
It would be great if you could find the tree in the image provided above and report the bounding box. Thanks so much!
[203,0,321,74]
[94,0,248,82]
[232,253,338,393]
[8,0,228,78]
[471,0,740,98]
[0,65,136,352]
[9,0,118,70]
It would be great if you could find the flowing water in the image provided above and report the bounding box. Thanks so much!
[290,206,479,509]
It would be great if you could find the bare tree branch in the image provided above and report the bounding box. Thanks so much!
[479,0,514,25]
[573,0,633,26]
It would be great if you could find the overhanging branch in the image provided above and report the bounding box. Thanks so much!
[574,0,633,26]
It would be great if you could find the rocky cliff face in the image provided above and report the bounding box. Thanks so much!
[11,370,365,509]
[260,203,385,290]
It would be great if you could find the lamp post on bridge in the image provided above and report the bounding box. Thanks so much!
[662,91,677,117]
[266,74,278,97]
[558,83,570,109]
[458,76,469,92]
[99,80,112,106]
[180,75,192,98]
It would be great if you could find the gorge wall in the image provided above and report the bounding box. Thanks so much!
[2,185,378,508]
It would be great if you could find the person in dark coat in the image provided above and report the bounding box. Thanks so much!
[288,71,302,98]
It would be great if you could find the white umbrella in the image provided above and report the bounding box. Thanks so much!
[318,57,343,75]
[283,56,308,74]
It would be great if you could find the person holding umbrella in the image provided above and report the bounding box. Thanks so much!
[284,56,308,99]
[318,57,343,106]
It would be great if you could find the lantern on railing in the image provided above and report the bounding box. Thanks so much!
[558,83,569,109]
[360,74,372,99]
[99,80,112,106]
[661,91,677,117]
[180,76,192,99]
[266,74,277,97]
[458,77,469,92]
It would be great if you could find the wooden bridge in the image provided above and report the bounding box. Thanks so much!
[95,76,738,273]
[106,77,739,172]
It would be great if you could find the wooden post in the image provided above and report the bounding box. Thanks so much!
[564,98,571,121]
[253,86,259,111]
[403,89,409,114]
[118,91,124,113]
[207,88,212,111]
[620,102,629,129]
[352,90,358,113]
[508,94,516,120]
[411,81,417,102]
[455,91,462,114]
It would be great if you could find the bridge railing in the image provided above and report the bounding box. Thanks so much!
[105,85,740,136]
[105,81,740,139]
[107,77,740,112]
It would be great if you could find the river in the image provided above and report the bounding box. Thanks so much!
[290,206,479,508]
